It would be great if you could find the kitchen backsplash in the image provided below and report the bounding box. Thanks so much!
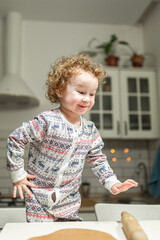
[0,129,160,196]
[82,139,160,195]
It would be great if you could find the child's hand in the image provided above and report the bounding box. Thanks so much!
[111,179,138,194]
[12,174,38,199]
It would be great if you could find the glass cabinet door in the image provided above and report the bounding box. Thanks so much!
[101,79,113,130]
[120,70,158,138]
[127,77,151,131]
[89,68,121,138]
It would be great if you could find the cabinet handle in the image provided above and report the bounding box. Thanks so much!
[124,121,128,135]
[117,121,120,135]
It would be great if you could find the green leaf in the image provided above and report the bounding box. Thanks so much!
[119,41,129,46]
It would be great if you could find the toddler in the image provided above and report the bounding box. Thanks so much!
[7,55,138,222]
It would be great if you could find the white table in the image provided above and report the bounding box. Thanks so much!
[0,220,159,240]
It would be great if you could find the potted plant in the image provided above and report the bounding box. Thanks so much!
[97,34,145,67]
[119,40,145,67]
[96,34,120,66]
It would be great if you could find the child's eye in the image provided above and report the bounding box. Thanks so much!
[90,93,95,97]
[78,91,85,95]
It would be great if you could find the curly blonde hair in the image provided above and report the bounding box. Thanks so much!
[46,54,106,103]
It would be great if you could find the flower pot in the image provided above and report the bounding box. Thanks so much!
[131,55,144,67]
[105,56,119,66]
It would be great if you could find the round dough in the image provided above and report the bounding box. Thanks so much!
[29,228,117,240]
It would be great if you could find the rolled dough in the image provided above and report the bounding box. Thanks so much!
[29,228,117,240]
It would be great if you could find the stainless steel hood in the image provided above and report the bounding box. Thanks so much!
[0,12,39,109]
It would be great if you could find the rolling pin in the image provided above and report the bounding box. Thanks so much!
[121,211,148,240]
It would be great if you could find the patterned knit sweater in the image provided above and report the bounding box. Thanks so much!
[7,108,119,222]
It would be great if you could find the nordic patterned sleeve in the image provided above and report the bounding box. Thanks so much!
[7,113,47,182]
[87,124,120,192]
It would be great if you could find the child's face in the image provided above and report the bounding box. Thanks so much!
[58,69,98,117]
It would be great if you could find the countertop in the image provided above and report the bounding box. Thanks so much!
[1,220,160,240]
[1,192,160,213]
[80,192,160,212]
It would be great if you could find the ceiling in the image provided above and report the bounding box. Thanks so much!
[0,0,159,25]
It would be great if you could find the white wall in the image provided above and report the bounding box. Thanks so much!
[0,20,144,131]
[143,5,160,137]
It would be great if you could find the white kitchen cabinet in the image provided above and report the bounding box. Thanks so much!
[120,69,158,138]
[85,68,120,138]
[85,68,159,139]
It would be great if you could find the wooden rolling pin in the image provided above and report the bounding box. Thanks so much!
[121,211,148,240]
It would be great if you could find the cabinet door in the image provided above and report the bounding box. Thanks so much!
[86,68,121,138]
[120,70,159,139]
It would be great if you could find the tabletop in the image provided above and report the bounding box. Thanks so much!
[0,220,160,240]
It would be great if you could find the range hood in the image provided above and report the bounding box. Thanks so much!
[0,12,39,109]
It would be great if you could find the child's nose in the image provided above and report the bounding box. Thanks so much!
[82,95,90,102]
